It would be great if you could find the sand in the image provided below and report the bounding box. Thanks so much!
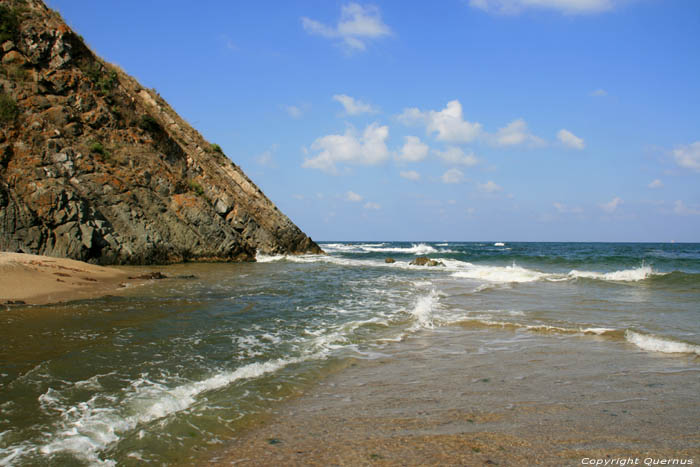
[0,252,144,305]
[209,328,700,466]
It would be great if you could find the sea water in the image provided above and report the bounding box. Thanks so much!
[0,242,698,465]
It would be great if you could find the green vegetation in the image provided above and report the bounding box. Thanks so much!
[0,91,18,123]
[84,63,118,95]
[0,6,20,43]
[210,143,223,154]
[188,180,204,196]
[139,115,160,133]
[89,141,112,162]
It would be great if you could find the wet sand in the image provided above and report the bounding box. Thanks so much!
[211,328,700,466]
[0,252,146,305]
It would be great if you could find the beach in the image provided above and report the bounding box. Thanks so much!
[0,253,148,305]
[1,242,698,465]
[210,327,699,466]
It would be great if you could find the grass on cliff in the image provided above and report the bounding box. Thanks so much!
[0,6,20,43]
[0,91,19,123]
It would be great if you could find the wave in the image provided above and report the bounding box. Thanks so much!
[409,290,440,330]
[448,261,550,283]
[319,242,447,255]
[34,356,309,465]
[625,330,700,355]
[453,317,621,336]
[569,265,656,282]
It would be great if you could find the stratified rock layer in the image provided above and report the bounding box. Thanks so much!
[0,0,322,264]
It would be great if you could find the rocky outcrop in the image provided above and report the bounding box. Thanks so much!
[384,257,395,263]
[0,1,322,264]
[409,257,444,267]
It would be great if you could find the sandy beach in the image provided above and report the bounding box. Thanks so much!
[0,252,146,305]
[209,328,700,466]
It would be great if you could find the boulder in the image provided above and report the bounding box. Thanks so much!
[385,257,395,263]
[409,257,444,267]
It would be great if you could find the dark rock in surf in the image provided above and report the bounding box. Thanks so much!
[409,257,444,267]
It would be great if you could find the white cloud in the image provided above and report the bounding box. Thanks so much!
[284,105,303,118]
[557,129,585,150]
[398,100,482,143]
[364,201,381,210]
[441,168,464,184]
[673,142,700,172]
[468,0,620,15]
[301,3,391,51]
[601,196,622,213]
[345,191,364,202]
[303,123,390,174]
[255,144,279,168]
[590,89,608,97]
[493,119,545,147]
[674,200,700,216]
[553,202,582,214]
[478,180,502,193]
[433,146,479,166]
[397,136,429,162]
[648,179,663,189]
[333,94,377,115]
[400,170,421,181]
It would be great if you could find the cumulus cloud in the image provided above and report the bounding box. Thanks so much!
[398,100,482,143]
[302,3,391,51]
[648,179,663,189]
[364,201,381,210]
[557,129,585,150]
[468,0,620,15]
[333,94,377,115]
[601,196,622,213]
[400,170,421,181]
[674,200,700,216]
[553,202,582,214]
[397,136,429,162]
[492,119,545,147]
[303,123,390,174]
[433,146,479,166]
[441,168,464,184]
[673,142,700,172]
[478,181,502,193]
[345,191,364,202]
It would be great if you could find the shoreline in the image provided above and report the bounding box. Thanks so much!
[209,328,700,466]
[0,252,151,305]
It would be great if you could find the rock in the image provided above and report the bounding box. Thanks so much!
[1,50,26,65]
[385,257,395,263]
[0,0,322,265]
[129,272,167,280]
[409,257,444,267]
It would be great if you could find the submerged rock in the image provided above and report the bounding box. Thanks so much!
[0,0,322,265]
[409,257,444,267]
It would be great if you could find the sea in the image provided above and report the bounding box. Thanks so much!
[0,242,699,465]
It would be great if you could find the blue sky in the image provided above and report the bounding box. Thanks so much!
[48,0,700,242]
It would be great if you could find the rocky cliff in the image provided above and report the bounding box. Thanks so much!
[0,0,322,264]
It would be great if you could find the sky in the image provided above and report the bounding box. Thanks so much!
[47,0,700,242]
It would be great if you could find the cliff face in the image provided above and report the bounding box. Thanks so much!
[0,0,322,264]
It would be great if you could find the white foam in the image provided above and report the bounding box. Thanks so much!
[34,357,308,465]
[494,242,505,247]
[569,265,656,282]
[580,327,617,335]
[450,262,548,283]
[625,330,700,355]
[409,290,440,330]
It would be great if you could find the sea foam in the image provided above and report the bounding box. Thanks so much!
[625,330,700,355]
[569,265,655,282]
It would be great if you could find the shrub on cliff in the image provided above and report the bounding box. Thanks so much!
[0,6,20,43]
[0,91,19,123]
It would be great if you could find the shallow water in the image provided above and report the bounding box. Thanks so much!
[1,242,698,465]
